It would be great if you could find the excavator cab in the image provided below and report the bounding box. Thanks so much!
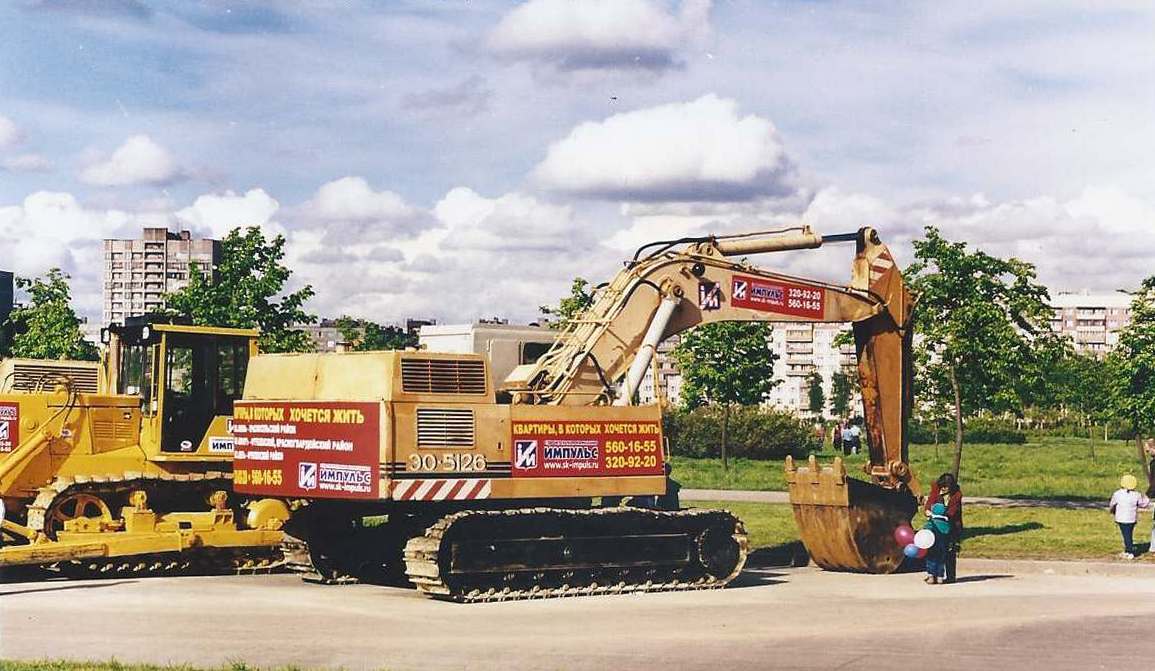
[103,316,257,457]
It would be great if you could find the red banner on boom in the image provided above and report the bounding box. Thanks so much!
[731,275,825,318]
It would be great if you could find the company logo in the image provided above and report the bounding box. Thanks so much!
[698,281,721,310]
[319,464,372,488]
[298,462,318,490]
[0,403,19,453]
[514,440,538,469]
[209,437,235,453]
[733,279,748,300]
[543,444,599,460]
[752,285,784,302]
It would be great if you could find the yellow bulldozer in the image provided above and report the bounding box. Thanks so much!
[1,225,916,597]
[0,319,287,575]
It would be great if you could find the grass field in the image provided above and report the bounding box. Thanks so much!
[691,500,1151,560]
[672,437,1148,500]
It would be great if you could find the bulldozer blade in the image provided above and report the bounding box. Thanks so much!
[785,455,916,573]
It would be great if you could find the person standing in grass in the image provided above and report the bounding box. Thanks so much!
[1144,439,1155,550]
[924,472,963,583]
[1109,474,1149,559]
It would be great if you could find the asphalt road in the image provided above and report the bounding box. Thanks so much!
[4,565,1155,670]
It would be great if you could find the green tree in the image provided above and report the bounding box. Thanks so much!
[1109,279,1155,480]
[335,317,417,351]
[166,227,315,353]
[671,321,778,469]
[806,371,825,416]
[906,226,1058,477]
[1053,351,1114,462]
[830,370,855,419]
[539,277,595,329]
[2,269,98,361]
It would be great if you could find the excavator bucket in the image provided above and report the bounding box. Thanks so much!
[785,455,916,573]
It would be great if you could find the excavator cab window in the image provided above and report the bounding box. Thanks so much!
[160,333,251,453]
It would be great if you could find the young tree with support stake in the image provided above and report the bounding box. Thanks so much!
[806,371,825,417]
[671,321,778,470]
[906,226,1060,478]
[830,370,855,420]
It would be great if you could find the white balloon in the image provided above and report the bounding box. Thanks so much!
[913,529,936,549]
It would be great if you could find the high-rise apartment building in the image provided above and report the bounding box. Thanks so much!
[102,228,219,326]
[1049,290,1133,355]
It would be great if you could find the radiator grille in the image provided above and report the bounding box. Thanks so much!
[416,408,475,447]
[401,358,486,395]
[4,362,100,394]
[92,419,133,441]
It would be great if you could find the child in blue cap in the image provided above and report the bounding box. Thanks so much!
[923,502,952,584]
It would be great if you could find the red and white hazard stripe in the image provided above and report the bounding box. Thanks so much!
[391,478,492,501]
[869,251,895,284]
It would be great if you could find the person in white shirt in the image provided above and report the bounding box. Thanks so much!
[1109,474,1149,559]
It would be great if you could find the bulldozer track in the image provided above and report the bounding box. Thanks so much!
[280,534,361,585]
[403,507,748,603]
[18,471,287,579]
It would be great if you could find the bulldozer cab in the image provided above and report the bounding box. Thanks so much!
[104,317,258,457]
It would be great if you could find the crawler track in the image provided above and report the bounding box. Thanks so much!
[10,472,286,579]
[403,507,748,602]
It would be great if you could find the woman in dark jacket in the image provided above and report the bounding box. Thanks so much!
[924,472,963,583]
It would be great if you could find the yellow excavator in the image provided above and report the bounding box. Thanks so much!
[228,225,917,600]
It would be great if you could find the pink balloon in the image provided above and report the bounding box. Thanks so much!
[893,525,915,546]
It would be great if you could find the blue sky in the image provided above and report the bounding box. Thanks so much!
[1,0,1153,322]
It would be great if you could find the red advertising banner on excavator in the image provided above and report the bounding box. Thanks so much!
[511,419,664,478]
[230,400,380,500]
[731,274,825,318]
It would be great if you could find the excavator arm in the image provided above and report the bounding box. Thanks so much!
[505,226,917,572]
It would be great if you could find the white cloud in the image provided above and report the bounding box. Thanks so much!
[433,187,581,252]
[1,153,52,173]
[79,134,182,186]
[533,95,799,202]
[175,188,282,239]
[0,115,23,149]
[0,191,143,316]
[784,185,1155,294]
[291,186,601,323]
[295,176,435,243]
[488,0,711,71]
[304,176,417,223]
